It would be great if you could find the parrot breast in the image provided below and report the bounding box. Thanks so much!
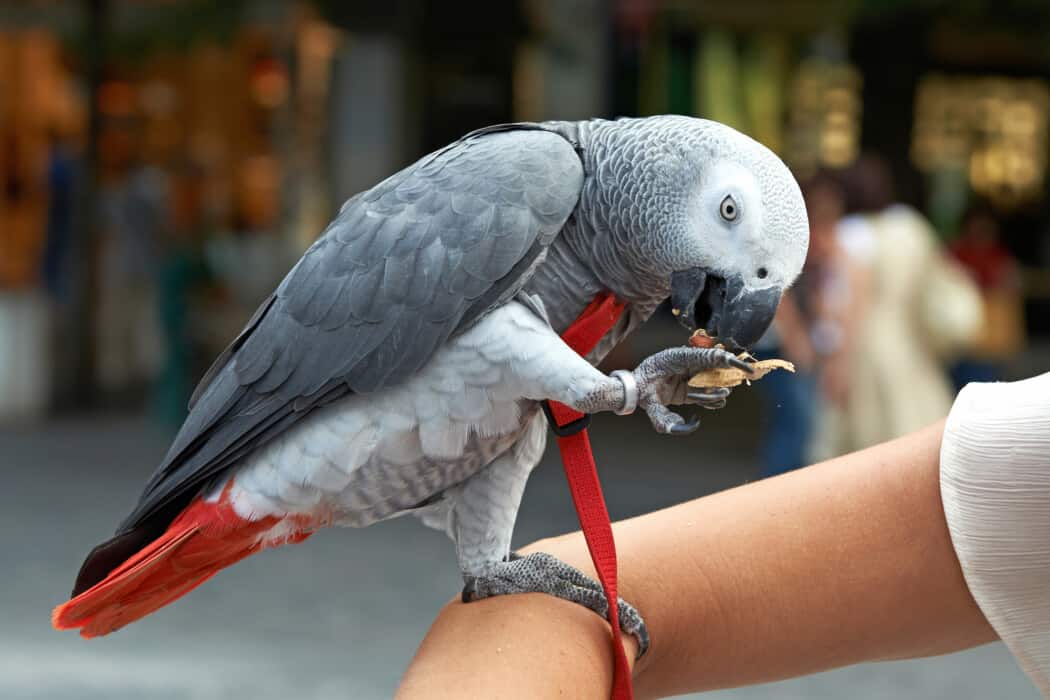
[212,301,569,527]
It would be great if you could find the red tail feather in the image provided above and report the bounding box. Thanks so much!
[52,485,314,638]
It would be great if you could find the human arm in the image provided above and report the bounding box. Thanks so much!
[397,419,996,699]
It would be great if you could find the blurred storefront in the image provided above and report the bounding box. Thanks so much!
[0,0,1047,421]
[609,1,1050,337]
[0,22,83,419]
[0,1,334,419]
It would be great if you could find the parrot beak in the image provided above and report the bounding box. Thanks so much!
[670,269,782,352]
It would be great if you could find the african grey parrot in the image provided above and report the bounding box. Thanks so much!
[53,115,809,649]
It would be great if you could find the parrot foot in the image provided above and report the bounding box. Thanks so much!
[461,551,650,658]
[633,346,751,435]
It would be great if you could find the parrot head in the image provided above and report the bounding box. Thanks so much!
[667,137,809,351]
[586,116,810,352]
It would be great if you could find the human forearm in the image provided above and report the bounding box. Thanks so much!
[618,419,993,696]
[397,592,627,699]
[398,420,995,698]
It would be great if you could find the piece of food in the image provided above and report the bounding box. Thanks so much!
[687,330,793,387]
[688,358,795,388]
[688,356,795,388]
[688,329,718,349]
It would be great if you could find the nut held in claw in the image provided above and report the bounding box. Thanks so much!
[687,330,795,388]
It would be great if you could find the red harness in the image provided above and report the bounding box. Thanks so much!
[544,292,633,700]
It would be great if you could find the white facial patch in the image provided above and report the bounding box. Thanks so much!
[690,159,767,281]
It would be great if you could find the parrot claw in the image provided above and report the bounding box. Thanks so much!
[669,416,701,434]
[461,551,650,659]
[730,356,756,373]
[629,346,744,435]
[687,393,727,410]
[687,386,730,410]
[460,577,481,603]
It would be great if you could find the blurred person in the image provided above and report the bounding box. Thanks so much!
[40,128,77,303]
[39,127,82,410]
[0,133,52,419]
[813,156,977,458]
[153,162,214,429]
[816,156,884,414]
[754,171,846,477]
[949,203,1024,388]
[752,294,813,477]
[95,127,166,396]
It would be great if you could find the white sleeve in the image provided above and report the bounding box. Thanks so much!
[940,372,1050,696]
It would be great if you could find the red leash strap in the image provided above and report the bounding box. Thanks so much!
[545,292,633,700]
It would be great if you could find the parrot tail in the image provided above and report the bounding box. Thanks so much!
[51,483,316,638]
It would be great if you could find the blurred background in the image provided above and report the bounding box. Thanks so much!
[2,0,1049,698]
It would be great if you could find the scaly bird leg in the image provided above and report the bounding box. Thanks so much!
[462,551,650,658]
[617,347,751,435]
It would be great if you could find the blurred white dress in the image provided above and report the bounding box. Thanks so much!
[818,206,975,456]
[941,372,1050,696]
[847,206,956,447]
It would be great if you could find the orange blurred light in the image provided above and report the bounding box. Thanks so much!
[98,80,137,117]
[251,58,289,109]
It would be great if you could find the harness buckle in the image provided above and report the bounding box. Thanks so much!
[541,400,592,437]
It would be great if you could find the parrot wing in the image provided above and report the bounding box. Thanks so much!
[71,125,584,596]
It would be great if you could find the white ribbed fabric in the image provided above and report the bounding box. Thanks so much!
[941,372,1050,697]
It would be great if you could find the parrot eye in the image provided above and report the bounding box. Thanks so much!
[719,195,739,222]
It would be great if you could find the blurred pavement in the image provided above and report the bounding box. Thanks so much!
[3,404,1038,699]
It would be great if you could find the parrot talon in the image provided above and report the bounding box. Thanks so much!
[669,416,701,434]
[729,356,756,373]
[461,579,477,603]
[461,551,650,658]
[688,387,730,401]
[630,347,742,434]
[462,551,526,601]
[687,391,727,410]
